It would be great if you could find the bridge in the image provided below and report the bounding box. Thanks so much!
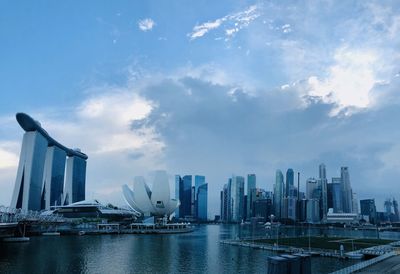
[0,205,65,239]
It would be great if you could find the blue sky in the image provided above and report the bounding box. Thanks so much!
[1,1,400,216]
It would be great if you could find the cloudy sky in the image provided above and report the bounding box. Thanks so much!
[1,1,399,216]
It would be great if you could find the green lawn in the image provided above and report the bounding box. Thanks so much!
[248,237,394,251]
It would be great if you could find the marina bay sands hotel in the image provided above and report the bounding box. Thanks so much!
[10,113,88,211]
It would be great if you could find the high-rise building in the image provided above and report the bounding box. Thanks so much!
[341,167,353,213]
[179,175,192,218]
[393,198,400,222]
[197,183,208,221]
[360,199,377,224]
[331,178,343,213]
[306,178,318,200]
[63,154,87,205]
[220,184,229,222]
[194,175,206,219]
[11,113,88,211]
[246,174,256,220]
[12,131,48,211]
[286,169,294,197]
[352,192,359,214]
[253,198,273,222]
[175,175,182,218]
[306,199,320,223]
[319,164,328,220]
[230,176,245,222]
[42,146,67,209]
[273,170,284,219]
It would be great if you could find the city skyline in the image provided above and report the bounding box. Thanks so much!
[1,1,400,218]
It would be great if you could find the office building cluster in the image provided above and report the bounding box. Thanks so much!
[219,164,364,224]
[175,175,208,221]
[220,174,274,223]
[360,198,400,225]
[10,113,88,211]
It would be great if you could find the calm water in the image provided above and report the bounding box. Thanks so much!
[0,224,365,274]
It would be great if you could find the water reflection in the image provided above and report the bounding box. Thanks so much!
[0,224,382,274]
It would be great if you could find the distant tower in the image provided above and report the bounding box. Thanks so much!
[11,131,48,211]
[286,169,294,197]
[63,154,87,205]
[230,176,245,222]
[197,183,208,221]
[393,198,400,222]
[319,164,328,219]
[246,174,256,220]
[340,167,353,213]
[274,170,284,219]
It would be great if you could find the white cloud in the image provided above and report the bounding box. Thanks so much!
[0,142,19,169]
[188,5,261,40]
[138,18,155,32]
[306,46,378,115]
[281,24,292,33]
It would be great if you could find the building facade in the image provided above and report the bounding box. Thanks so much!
[11,113,88,211]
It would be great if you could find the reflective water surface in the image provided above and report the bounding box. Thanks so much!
[0,225,365,273]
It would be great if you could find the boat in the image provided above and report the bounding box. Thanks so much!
[3,237,30,242]
[42,232,60,236]
[78,231,86,236]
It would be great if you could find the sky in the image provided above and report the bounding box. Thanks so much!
[1,1,400,217]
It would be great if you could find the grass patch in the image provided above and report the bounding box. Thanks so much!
[248,237,394,251]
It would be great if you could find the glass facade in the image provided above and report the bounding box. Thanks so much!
[11,131,48,211]
[331,179,343,213]
[197,183,208,220]
[286,168,294,197]
[181,175,192,218]
[71,156,87,203]
[175,175,181,218]
[230,176,244,222]
[273,170,284,219]
[246,174,256,220]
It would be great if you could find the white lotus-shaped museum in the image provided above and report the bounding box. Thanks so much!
[122,171,180,217]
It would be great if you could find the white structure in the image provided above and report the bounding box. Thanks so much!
[122,171,180,217]
[326,208,358,224]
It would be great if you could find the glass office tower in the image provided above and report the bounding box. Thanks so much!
[197,183,208,221]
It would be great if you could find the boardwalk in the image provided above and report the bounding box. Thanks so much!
[355,255,400,273]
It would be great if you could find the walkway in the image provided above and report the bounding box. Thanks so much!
[355,255,400,273]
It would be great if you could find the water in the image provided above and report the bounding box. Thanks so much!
[0,224,365,273]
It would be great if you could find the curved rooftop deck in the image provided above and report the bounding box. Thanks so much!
[16,112,88,159]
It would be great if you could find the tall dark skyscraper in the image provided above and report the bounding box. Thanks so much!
[360,199,377,224]
[286,168,294,197]
[341,167,353,213]
[246,174,256,220]
[318,163,328,220]
[177,175,192,218]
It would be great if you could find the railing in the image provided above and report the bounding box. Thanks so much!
[0,205,64,224]
[330,251,396,274]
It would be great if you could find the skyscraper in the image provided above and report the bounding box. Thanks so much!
[175,175,182,218]
[246,174,256,220]
[11,131,48,211]
[42,146,67,209]
[360,199,377,224]
[286,168,294,197]
[220,183,229,222]
[11,113,88,211]
[273,170,284,219]
[230,176,245,222]
[341,167,353,213]
[194,175,206,219]
[331,178,343,213]
[180,175,192,218]
[306,178,318,199]
[197,183,208,221]
[63,154,87,205]
[319,164,328,220]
